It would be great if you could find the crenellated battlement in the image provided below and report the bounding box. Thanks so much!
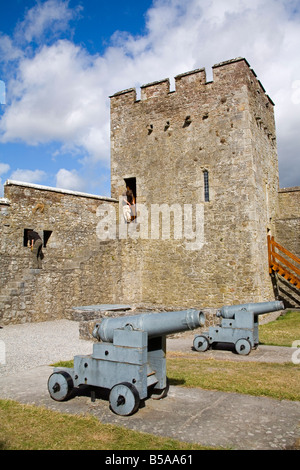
[141,78,170,100]
[174,67,207,91]
[109,57,274,107]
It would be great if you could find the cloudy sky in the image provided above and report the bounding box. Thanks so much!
[0,0,299,197]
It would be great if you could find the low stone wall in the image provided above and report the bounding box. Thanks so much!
[76,304,284,342]
[76,304,220,341]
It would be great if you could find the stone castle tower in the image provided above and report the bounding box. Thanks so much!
[110,57,279,307]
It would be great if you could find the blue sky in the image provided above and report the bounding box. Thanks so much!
[0,0,300,197]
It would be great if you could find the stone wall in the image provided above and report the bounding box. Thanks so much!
[274,187,300,307]
[0,181,120,324]
[276,187,300,257]
[110,58,279,309]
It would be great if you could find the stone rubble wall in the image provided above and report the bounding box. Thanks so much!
[0,182,121,325]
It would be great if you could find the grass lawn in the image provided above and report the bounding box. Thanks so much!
[259,310,300,347]
[0,399,210,451]
[166,357,300,401]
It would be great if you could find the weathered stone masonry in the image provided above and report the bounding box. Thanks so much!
[0,181,120,324]
[275,187,300,306]
[1,57,299,325]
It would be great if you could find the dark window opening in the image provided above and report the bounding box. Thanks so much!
[124,177,136,202]
[24,229,53,247]
[124,177,137,222]
[23,228,33,247]
[203,170,210,202]
[43,230,52,247]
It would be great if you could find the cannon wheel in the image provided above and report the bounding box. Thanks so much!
[109,382,140,416]
[193,335,209,352]
[235,338,251,355]
[48,371,74,401]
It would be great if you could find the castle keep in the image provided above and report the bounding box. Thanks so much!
[1,57,299,325]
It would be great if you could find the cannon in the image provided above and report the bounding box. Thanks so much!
[193,301,284,355]
[48,309,205,415]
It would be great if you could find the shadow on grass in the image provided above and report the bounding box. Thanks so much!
[168,377,186,386]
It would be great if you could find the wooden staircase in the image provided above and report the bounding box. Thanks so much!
[268,235,300,289]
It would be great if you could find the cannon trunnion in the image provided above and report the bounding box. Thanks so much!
[193,301,284,355]
[48,309,205,415]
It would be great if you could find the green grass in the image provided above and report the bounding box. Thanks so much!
[0,399,210,451]
[167,358,300,401]
[259,310,300,347]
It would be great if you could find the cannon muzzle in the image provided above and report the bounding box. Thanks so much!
[93,308,205,342]
[217,300,284,319]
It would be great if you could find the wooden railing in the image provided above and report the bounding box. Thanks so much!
[268,235,300,289]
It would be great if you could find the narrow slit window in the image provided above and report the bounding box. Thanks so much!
[203,170,210,202]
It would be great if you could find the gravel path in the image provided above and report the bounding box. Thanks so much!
[0,320,93,376]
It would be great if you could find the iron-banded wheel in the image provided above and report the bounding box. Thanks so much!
[235,338,251,355]
[109,382,140,416]
[48,371,74,401]
[193,335,209,352]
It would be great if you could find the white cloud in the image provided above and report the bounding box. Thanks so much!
[0,81,5,104]
[0,162,10,175]
[55,168,86,192]
[14,0,81,45]
[0,40,109,155]
[291,80,300,105]
[0,33,23,65]
[0,0,300,189]
[10,168,46,183]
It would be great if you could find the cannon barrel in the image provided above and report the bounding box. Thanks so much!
[217,300,284,319]
[93,309,205,342]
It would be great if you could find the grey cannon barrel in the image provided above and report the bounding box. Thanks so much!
[93,308,205,342]
[217,300,284,319]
